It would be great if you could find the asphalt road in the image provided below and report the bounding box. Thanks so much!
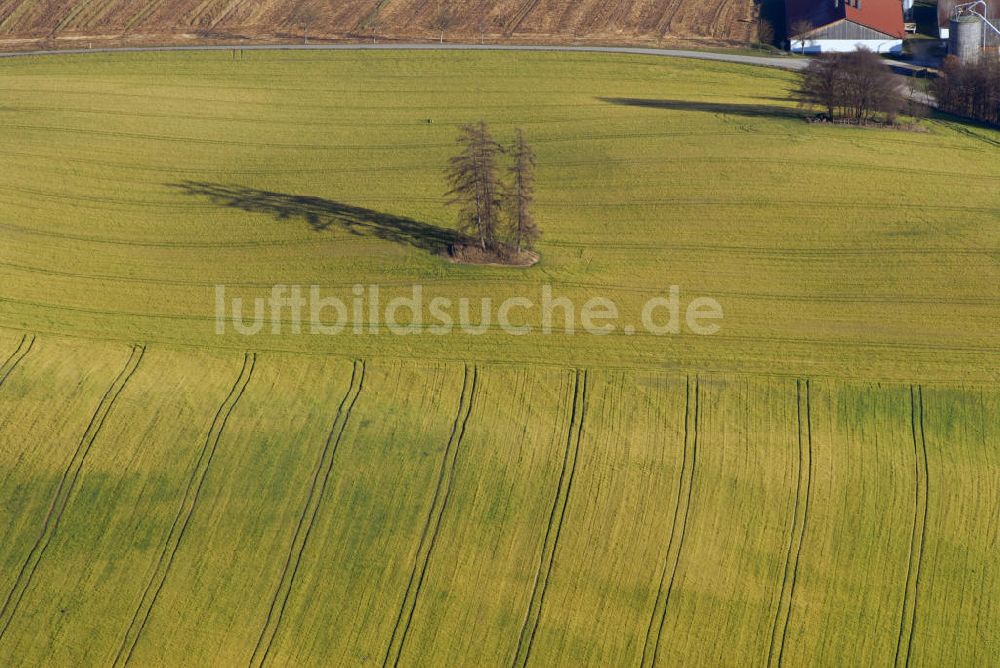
[0,42,936,107]
[0,42,812,70]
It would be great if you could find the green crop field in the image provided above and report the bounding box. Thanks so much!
[0,50,997,666]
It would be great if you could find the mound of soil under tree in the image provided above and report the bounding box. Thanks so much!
[447,243,539,267]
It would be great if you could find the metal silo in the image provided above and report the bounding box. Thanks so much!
[950,15,984,61]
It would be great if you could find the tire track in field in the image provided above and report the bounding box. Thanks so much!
[653,0,683,38]
[767,379,814,667]
[358,0,392,31]
[382,365,479,667]
[3,258,1000,309]
[641,376,700,668]
[124,0,167,32]
[8,296,999,358]
[0,343,145,641]
[113,351,256,668]
[505,0,543,34]
[208,0,250,30]
[895,385,929,668]
[249,360,366,668]
[50,0,97,37]
[0,333,35,389]
[4,258,1000,308]
[189,0,225,28]
[511,369,589,668]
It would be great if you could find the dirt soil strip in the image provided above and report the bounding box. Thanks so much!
[641,376,700,668]
[249,359,366,668]
[113,351,256,668]
[0,343,146,640]
[0,333,35,389]
[767,379,814,667]
[895,385,929,668]
[511,369,589,668]
[382,365,479,667]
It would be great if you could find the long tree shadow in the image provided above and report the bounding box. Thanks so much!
[599,97,803,119]
[171,181,460,253]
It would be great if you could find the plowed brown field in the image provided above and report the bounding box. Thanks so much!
[0,0,760,50]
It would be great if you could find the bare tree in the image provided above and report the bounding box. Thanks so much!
[505,129,539,253]
[432,4,453,43]
[796,50,905,123]
[289,4,319,44]
[757,19,775,46]
[796,52,841,119]
[790,19,814,51]
[840,50,905,123]
[446,121,505,251]
[932,56,1000,126]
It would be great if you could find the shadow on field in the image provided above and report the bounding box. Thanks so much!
[171,181,459,253]
[599,97,802,119]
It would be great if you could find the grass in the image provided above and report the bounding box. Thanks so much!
[263,360,467,666]
[0,49,996,382]
[0,50,996,665]
[529,370,688,666]
[781,382,915,664]
[0,344,241,665]
[396,366,576,665]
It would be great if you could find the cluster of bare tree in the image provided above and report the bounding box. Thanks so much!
[446,121,540,257]
[932,56,1000,127]
[796,50,906,124]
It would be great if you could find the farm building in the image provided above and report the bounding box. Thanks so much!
[786,0,906,53]
[938,0,1000,43]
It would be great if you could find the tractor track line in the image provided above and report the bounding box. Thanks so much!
[0,333,35,389]
[3,258,1000,307]
[506,0,543,35]
[777,379,814,667]
[768,379,814,667]
[114,351,256,668]
[895,385,929,668]
[640,375,692,668]
[250,360,366,668]
[5,295,998,357]
[708,0,730,38]
[907,387,930,664]
[208,0,250,31]
[51,0,97,37]
[653,0,681,38]
[641,376,700,668]
[511,369,588,668]
[358,0,392,31]
[0,342,145,641]
[249,358,365,666]
[124,0,167,32]
[383,365,479,667]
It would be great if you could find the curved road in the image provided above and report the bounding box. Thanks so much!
[0,42,810,70]
[0,42,933,106]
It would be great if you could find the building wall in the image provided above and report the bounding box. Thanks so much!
[809,19,897,39]
[791,37,904,52]
[942,19,1000,44]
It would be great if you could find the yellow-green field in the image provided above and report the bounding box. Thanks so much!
[0,50,997,665]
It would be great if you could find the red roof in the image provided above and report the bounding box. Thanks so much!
[786,0,906,39]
